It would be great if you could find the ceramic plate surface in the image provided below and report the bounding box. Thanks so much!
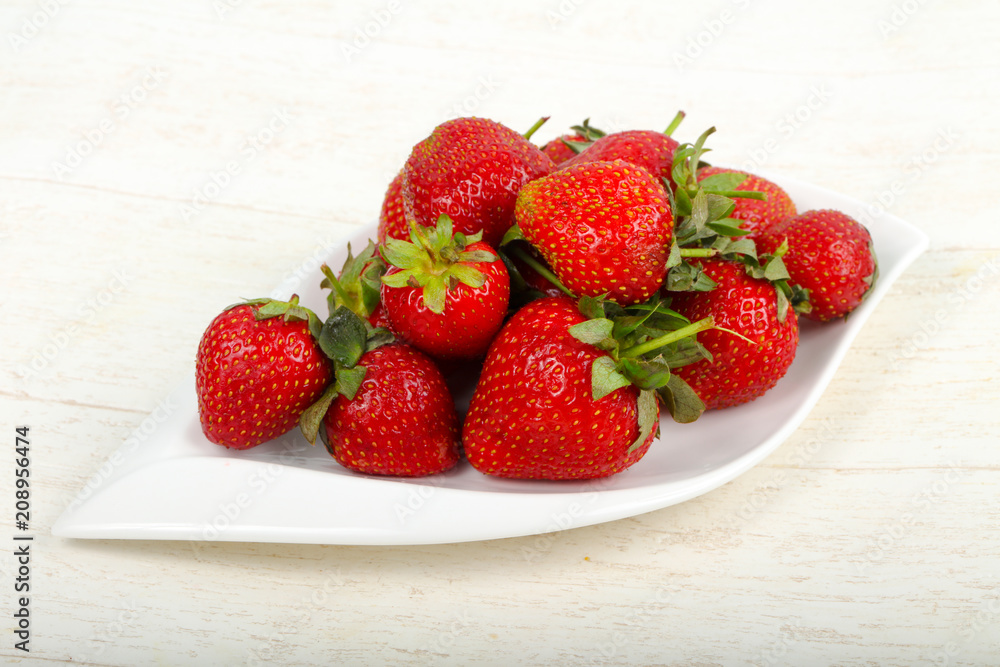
[53,173,928,545]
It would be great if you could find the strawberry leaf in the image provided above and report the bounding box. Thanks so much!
[620,357,672,391]
[656,374,705,424]
[381,238,425,270]
[698,172,748,192]
[591,356,632,401]
[569,318,617,353]
[336,365,367,401]
[628,390,660,454]
[298,383,339,445]
[319,307,368,369]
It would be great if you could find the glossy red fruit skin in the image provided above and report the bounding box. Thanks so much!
[380,241,510,361]
[402,117,555,249]
[196,305,332,449]
[377,171,409,243]
[323,344,460,477]
[697,166,797,236]
[562,130,679,184]
[542,133,584,165]
[669,259,799,410]
[463,296,658,480]
[516,159,673,306]
[757,209,877,322]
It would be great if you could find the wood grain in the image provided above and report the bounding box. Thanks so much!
[2,0,998,664]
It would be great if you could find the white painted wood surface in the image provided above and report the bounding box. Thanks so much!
[2,0,999,664]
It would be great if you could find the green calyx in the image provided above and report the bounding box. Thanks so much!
[298,306,394,445]
[380,214,497,315]
[227,295,323,340]
[664,126,804,316]
[558,117,608,155]
[320,241,386,320]
[567,294,715,449]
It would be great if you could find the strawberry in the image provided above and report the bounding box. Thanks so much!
[196,296,332,449]
[668,258,800,409]
[542,133,585,165]
[377,171,409,243]
[514,159,673,306]
[696,166,797,236]
[380,214,510,360]
[756,209,878,322]
[402,117,555,249]
[561,112,685,185]
[541,118,607,165]
[319,240,389,330]
[299,309,459,477]
[463,295,713,480]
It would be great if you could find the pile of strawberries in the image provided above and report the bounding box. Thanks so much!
[195,113,878,481]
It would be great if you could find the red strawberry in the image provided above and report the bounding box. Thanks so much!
[756,209,878,322]
[669,258,799,409]
[377,171,409,243]
[696,167,797,236]
[542,133,584,165]
[515,159,673,306]
[464,297,656,479]
[322,342,460,476]
[402,117,555,249]
[540,118,608,165]
[561,112,685,185]
[463,295,712,480]
[196,296,332,449]
[380,214,510,360]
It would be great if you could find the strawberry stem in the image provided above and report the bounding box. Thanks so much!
[678,248,718,258]
[524,116,550,141]
[663,110,685,137]
[320,264,353,308]
[507,244,575,298]
[619,316,714,358]
[712,190,767,201]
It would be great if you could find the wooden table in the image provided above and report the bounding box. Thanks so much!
[3,0,998,664]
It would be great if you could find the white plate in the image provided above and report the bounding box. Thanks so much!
[53,173,928,546]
